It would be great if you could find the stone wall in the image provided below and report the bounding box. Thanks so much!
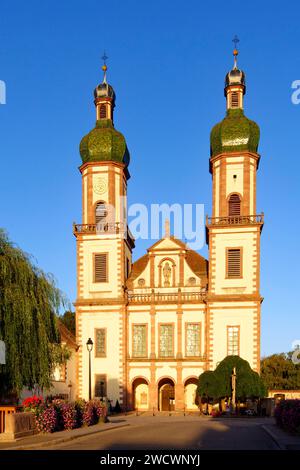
[0,412,37,441]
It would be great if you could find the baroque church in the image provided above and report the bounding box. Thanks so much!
[74,47,264,412]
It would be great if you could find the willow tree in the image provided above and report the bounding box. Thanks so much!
[0,229,66,399]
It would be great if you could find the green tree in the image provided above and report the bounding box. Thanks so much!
[197,370,221,400]
[198,356,266,402]
[214,356,266,400]
[59,310,75,336]
[0,229,66,399]
[261,353,300,391]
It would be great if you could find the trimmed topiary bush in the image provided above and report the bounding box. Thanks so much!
[60,402,77,430]
[83,401,98,426]
[114,400,122,413]
[35,405,58,433]
[92,399,108,422]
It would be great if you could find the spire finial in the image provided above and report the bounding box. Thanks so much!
[101,51,108,84]
[164,219,170,239]
[232,35,239,69]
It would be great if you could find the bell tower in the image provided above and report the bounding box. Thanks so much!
[206,41,264,372]
[74,57,134,403]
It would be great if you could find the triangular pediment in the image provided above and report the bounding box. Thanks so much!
[147,236,186,252]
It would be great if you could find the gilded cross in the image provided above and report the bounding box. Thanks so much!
[102,52,108,65]
[232,35,239,49]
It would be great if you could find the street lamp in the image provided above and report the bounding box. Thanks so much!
[86,338,93,400]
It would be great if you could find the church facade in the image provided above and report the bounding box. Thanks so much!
[74,49,264,411]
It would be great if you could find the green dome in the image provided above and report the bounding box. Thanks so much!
[80,119,130,166]
[210,108,260,157]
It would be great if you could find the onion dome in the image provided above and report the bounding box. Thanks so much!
[80,119,130,165]
[210,43,260,157]
[225,67,246,88]
[94,63,116,103]
[79,56,130,169]
[210,109,260,157]
[224,48,246,93]
[94,82,116,102]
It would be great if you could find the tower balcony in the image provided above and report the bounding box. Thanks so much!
[206,213,264,229]
[73,222,135,247]
[73,222,125,235]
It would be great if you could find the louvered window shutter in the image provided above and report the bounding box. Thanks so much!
[227,249,241,278]
[231,91,239,108]
[95,202,107,223]
[228,194,241,216]
[94,253,108,282]
[100,104,106,119]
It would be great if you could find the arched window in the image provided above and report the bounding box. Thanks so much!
[95,201,107,224]
[228,194,241,216]
[99,104,106,119]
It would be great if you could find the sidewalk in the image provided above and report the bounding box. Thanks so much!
[262,423,300,450]
[0,418,129,450]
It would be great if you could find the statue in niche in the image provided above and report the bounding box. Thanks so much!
[163,262,171,287]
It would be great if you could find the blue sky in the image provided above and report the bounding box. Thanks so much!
[0,0,299,356]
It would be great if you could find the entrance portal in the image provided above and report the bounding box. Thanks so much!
[158,378,175,411]
[132,378,149,411]
[184,378,199,410]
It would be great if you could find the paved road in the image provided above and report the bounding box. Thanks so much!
[47,416,278,450]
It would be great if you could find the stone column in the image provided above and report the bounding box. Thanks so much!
[149,305,157,411]
[175,364,185,411]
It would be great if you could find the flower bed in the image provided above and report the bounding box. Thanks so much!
[274,399,300,434]
[21,396,107,433]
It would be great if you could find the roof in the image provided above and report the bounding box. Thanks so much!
[127,254,148,287]
[57,319,78,350]
[186,249,208,278]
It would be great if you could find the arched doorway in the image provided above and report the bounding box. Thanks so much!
[158,378,175,411]
[184,378,199,410]
[132,378,149,411]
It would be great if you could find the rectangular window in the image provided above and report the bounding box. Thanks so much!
[94,374,107,398]
[132,324,147,357]
[227,326,240,355]
[186,323,201,357]
[94,253,108,283]
[226,248,242,278]
[231,91,239,108]
[95,328,106,357]
[159,324,174,357]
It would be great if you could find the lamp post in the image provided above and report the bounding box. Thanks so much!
[231,367,236,414]
[86,338,93,400]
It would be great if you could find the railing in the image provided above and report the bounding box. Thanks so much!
[206,213,264,226]
[73,222,125,235]
[127,290,207,304]
[128,354,207,361]
[0,406,21,433]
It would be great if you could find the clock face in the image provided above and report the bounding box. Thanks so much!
[94,177,107,196]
